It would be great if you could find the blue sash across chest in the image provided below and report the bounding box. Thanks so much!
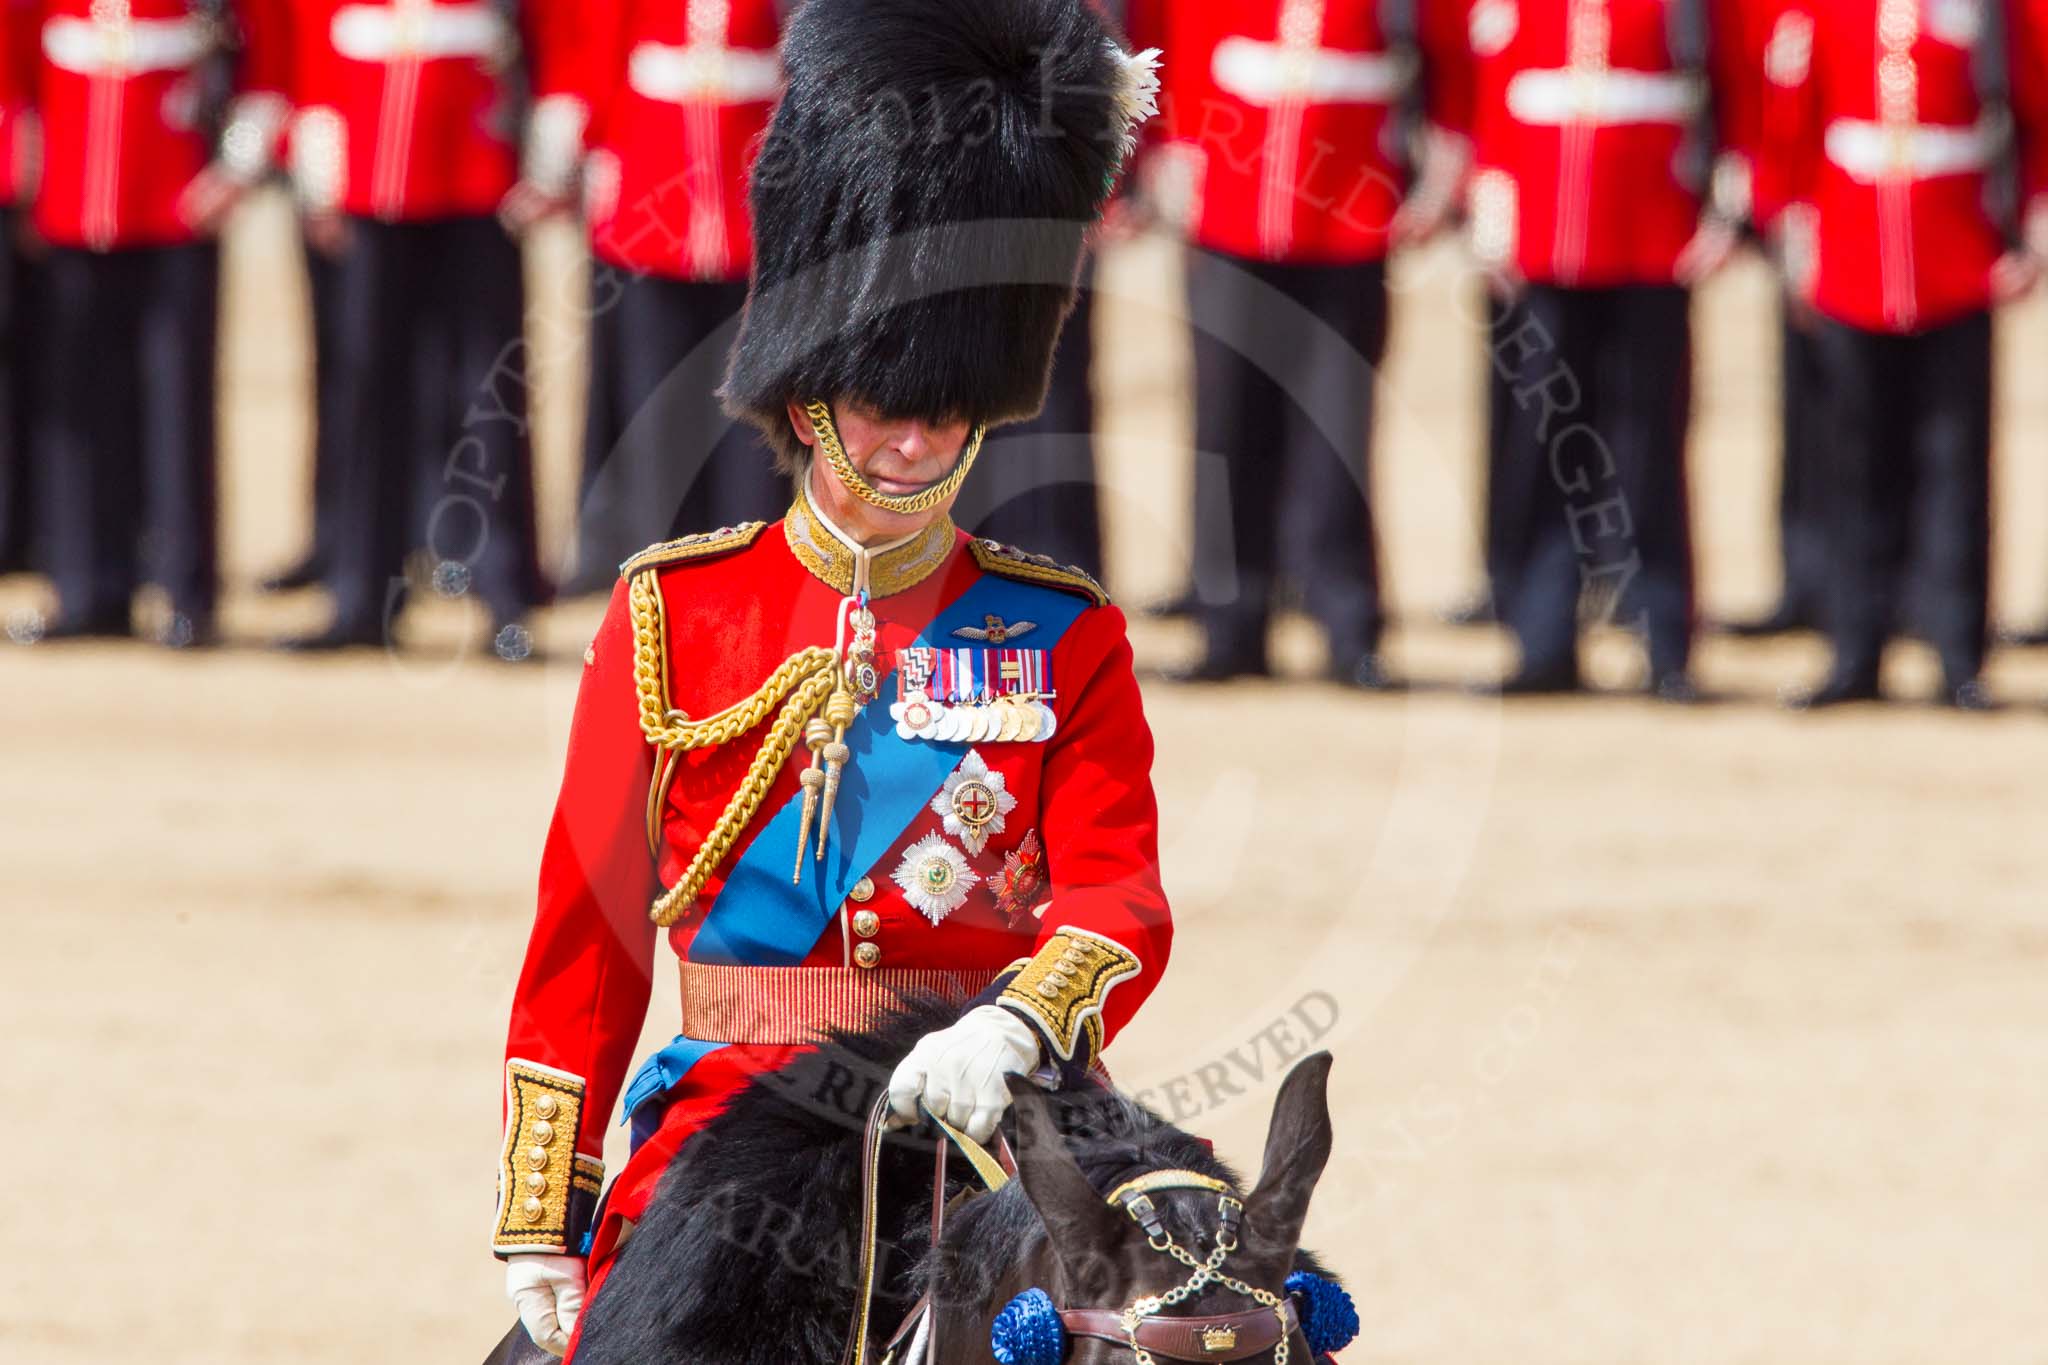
[618,572,1089,1148]
[687,572,1087,967]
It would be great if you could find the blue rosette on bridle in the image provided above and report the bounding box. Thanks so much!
[1284,1271,1360,1357]
[990,1287,1066,1365]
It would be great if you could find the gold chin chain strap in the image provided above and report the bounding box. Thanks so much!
[1117,1188,1292,1365]
[806,399,986,516]
[632,570,842,927]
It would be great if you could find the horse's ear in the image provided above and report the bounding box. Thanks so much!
[1242,1052,1335,1258]
[1009,1079,1126,1289]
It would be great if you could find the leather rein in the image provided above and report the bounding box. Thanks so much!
[840,1098,1307,1365]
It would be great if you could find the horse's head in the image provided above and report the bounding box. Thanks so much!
[994,1052,1349,1365]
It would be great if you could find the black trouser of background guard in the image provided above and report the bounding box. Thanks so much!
[571,269,783,590]
[1481,289,1523,609]
[34,241,220,629]
[282,237,345,579]
[1810,308,1991,684]
[957,263,1106,581]
[1185,247,1386,668]
[1776,301,1829,621]
[0,211,35,575]
[322,215,545,632]
[1495,282,1695,678]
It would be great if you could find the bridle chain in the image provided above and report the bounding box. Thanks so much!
[1119,1195,1291,1365]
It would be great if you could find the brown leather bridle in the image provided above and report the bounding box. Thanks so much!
[844,1100,1309,1365]
[1057,1297,1303,1362]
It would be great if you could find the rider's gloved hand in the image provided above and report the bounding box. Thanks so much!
[506,1252,586,1356]
[887,1004,1044,1141]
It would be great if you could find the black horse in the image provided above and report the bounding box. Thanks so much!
[488,999,1350,1365]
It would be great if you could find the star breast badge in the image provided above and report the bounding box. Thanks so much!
[930,749,1018,856]
[892,832,978,925]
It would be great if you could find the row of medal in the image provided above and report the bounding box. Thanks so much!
[889,646,1058,744]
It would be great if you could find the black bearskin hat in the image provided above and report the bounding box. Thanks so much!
[723,0,1156,467]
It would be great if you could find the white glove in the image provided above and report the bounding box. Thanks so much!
[887,1004,1045,1141]
[506,1253,586,1356]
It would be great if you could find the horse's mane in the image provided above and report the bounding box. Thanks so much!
[570,996,1255,1365]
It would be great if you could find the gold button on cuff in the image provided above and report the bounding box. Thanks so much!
[852,909,881,938]
[849,876,876,902]
[526,1145,550,1171]
[533,1093,559,1119]
[525,1172,548,1195]
[1037,980,1061,998]
[531,1119,555,1145]
[854,942,881,969]
[521,1196,545,1223]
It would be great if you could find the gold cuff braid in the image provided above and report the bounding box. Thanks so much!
[630,570,843,926]
[999,927,1142,1063]
[493,1061,599,1254]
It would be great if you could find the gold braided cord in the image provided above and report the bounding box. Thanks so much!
[629,568,844,926]
[647,665,838,927]
[806,400,985,515]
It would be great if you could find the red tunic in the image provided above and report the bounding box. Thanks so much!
[1128,0,1412,263]
[288,0,523,220]
[2020,0,2048,216]
[1427,0,1715,286]
[528,0,780,280]
[220,0,293,182]
[29,0,217,249]
[0,0,36,206]
[496,497,1173,1339]
[1758,0,2026,332]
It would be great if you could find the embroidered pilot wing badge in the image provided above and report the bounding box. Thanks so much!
[931,749,1018,856]
[893,832,978,925]
[952,614,1037,644]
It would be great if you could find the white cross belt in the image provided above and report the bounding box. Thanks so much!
[1209,37,1413,106]
[330,3,507,63]
[1504,68,1703,126]
[1823,117,1996,183]
[627,40,782,105]
[42,15,212,75]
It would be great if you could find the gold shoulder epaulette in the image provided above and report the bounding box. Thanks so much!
[620,521,769,577]
[968,539,1109,607]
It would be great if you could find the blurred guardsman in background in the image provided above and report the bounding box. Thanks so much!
[1999,0,2048,645]
[281,0,548,652]
[1426,0,1739,698]
[488,0,1172,1356]
[1128,0,1412,688]
[238,0,350,601]
[0,0,36,579]
[1761,0,2044,707]
[531,0,790,595]
[27,0,251,644]
[1707,0,1833,640]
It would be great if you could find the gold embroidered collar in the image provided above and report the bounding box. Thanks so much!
[783,483,955,598]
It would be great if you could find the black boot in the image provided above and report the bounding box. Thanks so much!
[1788,663,1882,709]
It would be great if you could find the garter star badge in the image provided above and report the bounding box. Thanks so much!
[893,833,978,924]
[932,749,1017,856]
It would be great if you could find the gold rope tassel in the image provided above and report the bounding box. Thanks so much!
[631,571,842,927]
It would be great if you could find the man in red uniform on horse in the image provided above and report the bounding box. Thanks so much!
[492,0,1171,1354]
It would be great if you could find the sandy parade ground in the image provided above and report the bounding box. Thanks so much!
[6,190,2048,1363]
